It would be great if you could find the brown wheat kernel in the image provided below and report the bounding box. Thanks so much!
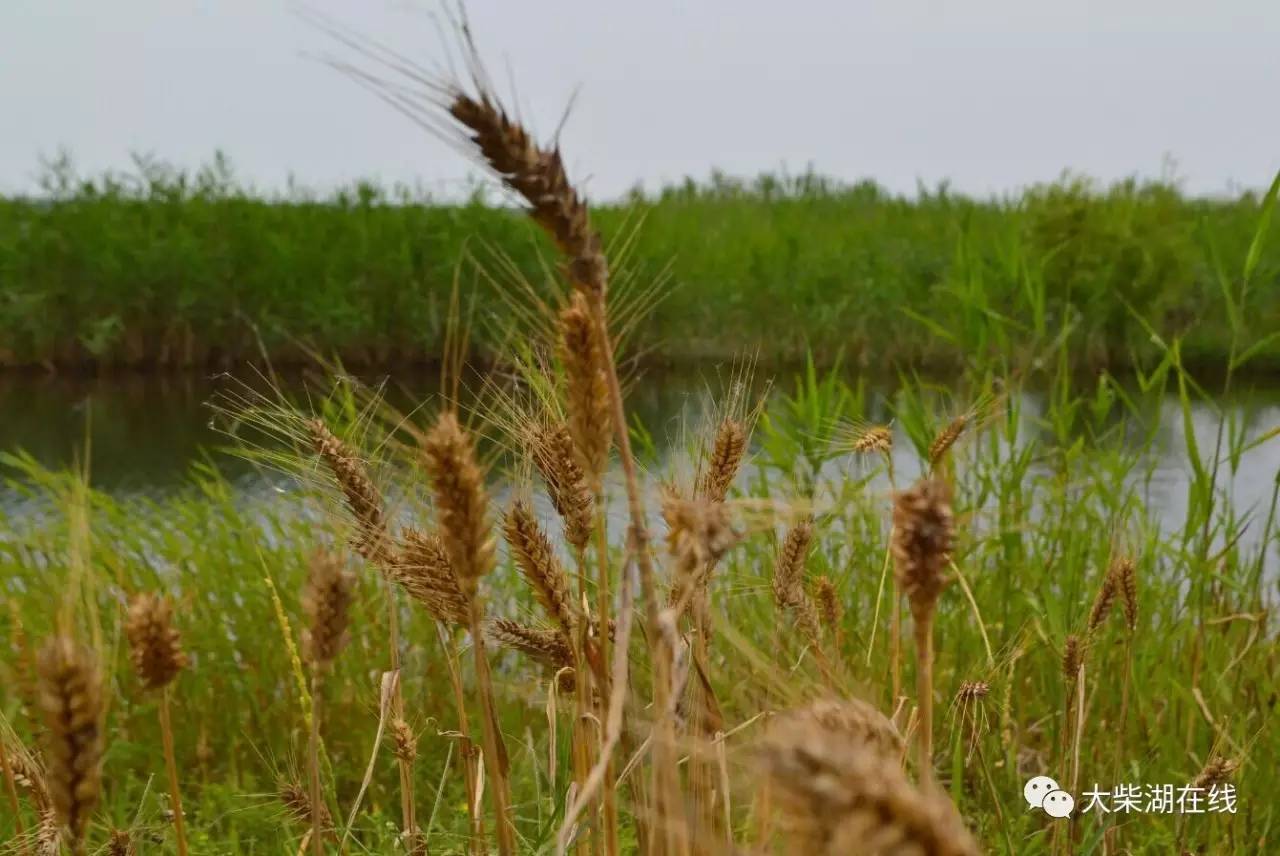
[1062,635,1083,681]
[775,697,904,760]
[1193,756,1239,790]
[447,93,607,295]
[279,779,334,833]
[1115,556,1138,632]
[852,425,893,456]
[813,576,844,648]
[389,718,418,764]
[1087,566,1119,636]
[928,415,969,468]
[107,828,134,856]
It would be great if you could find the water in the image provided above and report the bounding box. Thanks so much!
[2,370,1279,561]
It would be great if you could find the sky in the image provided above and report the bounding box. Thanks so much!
[2,1,1278,201]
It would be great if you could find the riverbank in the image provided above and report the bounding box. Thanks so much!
[2,160,1278,373]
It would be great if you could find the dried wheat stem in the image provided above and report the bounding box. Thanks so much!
[157,688,187,856]
[446,81,650,856]
[307,419,418,839]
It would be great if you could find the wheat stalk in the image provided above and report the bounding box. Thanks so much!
[124,593,190,856]
[891,478,955,782]
[423,410,516,855]
[35,637,103,856]
[302,552,354,856]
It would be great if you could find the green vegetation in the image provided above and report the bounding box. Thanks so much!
[2,155,1278,372]
[1,344,1275,852]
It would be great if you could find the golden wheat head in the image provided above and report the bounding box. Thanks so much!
[302,551,356,668]
[36,637,104,853]
[758,709,979,855]
[422,411,496,595]
[698,417,747,504]
[529,420,596,552]
[891,478,955,622]
[124,592,188,690]
[392,528,471,626]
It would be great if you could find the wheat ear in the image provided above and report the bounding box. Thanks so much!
[445,71,658,856]
[302,552,354,856]
[423,410,516,855]
[36,637,104,856]
[125,593,190,856]
[892,478,955,782]
[759,707,979,854]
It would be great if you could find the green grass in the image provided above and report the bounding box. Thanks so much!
[2,155,1278,373]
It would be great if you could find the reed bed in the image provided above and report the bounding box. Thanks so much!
[2,21,1278,856]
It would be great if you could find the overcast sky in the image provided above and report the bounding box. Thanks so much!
[2,1,1278,200]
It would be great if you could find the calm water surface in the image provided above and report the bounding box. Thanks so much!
[2,370,1278,563]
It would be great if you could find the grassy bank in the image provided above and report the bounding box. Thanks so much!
[1,352,1275,853]
[2,156,1278,373]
